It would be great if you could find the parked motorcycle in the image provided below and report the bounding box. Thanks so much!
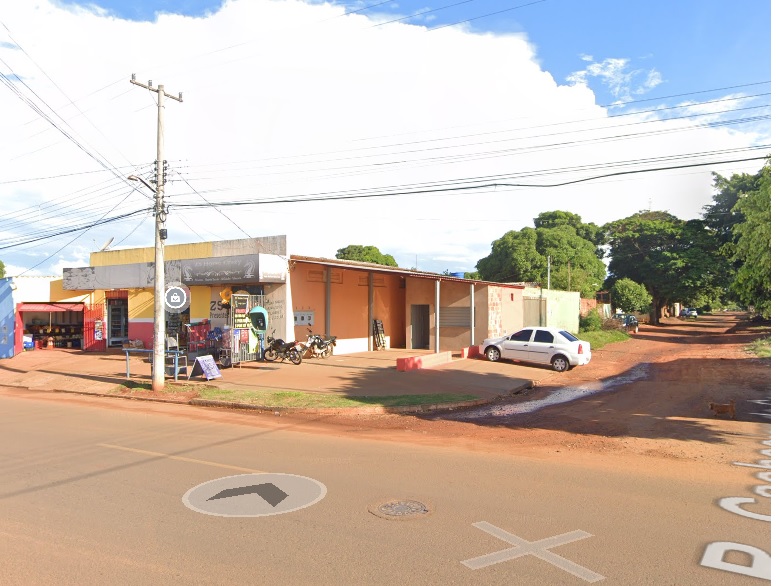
[262,330,303,365]
[303,328,336,359]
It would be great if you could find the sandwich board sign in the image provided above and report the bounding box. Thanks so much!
[189,355,222,380]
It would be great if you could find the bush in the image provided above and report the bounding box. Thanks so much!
[579,311,602,332]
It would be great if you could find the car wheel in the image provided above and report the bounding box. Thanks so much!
[551,355,569,372]
[484,346,501,362]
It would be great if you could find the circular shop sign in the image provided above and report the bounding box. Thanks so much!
[164,282,191,313]
[182,473,327,517]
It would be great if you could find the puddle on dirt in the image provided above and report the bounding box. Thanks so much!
[448,363,652,420]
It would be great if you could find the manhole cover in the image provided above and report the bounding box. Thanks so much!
[369,499,431,520]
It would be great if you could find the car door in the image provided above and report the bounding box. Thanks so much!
[524,329,557,365]
[502,329,533,360]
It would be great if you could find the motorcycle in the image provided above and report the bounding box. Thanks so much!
[303,328,336,359]
[262,330,303,365]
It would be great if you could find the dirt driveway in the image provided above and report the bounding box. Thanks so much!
[285,312,771,466]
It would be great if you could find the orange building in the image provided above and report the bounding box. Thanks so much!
[7,235,568,358]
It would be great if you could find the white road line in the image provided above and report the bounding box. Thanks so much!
[98,443,265,473]
[462,521,605,582]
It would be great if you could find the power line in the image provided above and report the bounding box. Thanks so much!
[169,153,770,210]
[167,93,769,182]
[170,167,253,239]
[371,0,478,27]
[428,0,546,31]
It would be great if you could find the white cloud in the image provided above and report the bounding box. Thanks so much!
[566,55,665,104]
[0,0,766,278]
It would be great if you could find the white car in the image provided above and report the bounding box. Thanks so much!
[479,327,592,372]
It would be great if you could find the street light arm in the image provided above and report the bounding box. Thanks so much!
[128,175,157,193]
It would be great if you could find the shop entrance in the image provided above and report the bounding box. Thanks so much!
[107,298,128,347]
[16,302,85,350]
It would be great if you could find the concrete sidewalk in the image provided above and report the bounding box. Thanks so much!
[0,347,547,411]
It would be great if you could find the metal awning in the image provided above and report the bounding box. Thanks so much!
[17,302,84,312]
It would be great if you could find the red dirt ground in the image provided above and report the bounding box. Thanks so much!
[277,312,771,467]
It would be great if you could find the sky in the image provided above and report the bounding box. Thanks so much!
[0,0,771,279]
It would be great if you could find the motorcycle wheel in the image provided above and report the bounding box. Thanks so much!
[263,348,278,362]
[322,344,333,358]
[288,348,302,365]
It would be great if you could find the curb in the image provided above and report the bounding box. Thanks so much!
[189,396,497,415]
[18,384,521,414]
[9,379,534,414]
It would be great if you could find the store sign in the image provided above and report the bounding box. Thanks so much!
[94,319,103,340]
[189,355,222,380]
[64,253,288,291]
[181,256,261,285]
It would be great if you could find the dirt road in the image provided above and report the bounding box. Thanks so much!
[287,312,771,467]
[1,312,769,584]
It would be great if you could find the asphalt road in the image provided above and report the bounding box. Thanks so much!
[0,390,770,585]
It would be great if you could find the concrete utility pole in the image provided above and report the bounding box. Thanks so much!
[547,255,551,290]
[130,74,183,392]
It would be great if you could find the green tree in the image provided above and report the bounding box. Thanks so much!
[729,162,771,316]
[535,225,605,297]
[610,278,651,314]
[475,228,545,283]
[476,219,605,297]
[606,211,729,323]
[703,170,762,245]
[0,260,4,279]
[534,210,605,251]
[335,245,398,267]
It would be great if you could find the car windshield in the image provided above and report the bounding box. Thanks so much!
[558,330,578,342]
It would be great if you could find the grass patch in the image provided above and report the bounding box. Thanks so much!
[110,381,212,394]
[745,337,771,358]
[577,329,631,350]
[196,388,479,409]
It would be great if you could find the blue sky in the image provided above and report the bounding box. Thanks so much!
[64,0,771,103]
[0,0,770,276]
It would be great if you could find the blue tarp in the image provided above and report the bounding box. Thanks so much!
[0,279,16,359]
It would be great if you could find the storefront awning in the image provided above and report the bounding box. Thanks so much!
[17,302,84,312]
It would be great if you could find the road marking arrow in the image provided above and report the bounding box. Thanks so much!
[207,483,289,507]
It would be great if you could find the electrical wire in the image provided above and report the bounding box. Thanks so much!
[170,168,253,239]
[427,0,546,31]
[166,94,770,183]
[371,0,478,27]
[168,153,769,210]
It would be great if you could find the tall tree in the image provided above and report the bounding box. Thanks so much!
[729,162,771,316]
[534,210,605,249]
[0,260,4,279]
[475,228,545,283]
[335,245,398,267]
[605,211,682,324]
[535,225,605,297]
[703,170,762,245]
[606,211,729,323]
[476,220,605,296]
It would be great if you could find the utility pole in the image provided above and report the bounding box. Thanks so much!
[130,74,183,392]
[547,255,551,290]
